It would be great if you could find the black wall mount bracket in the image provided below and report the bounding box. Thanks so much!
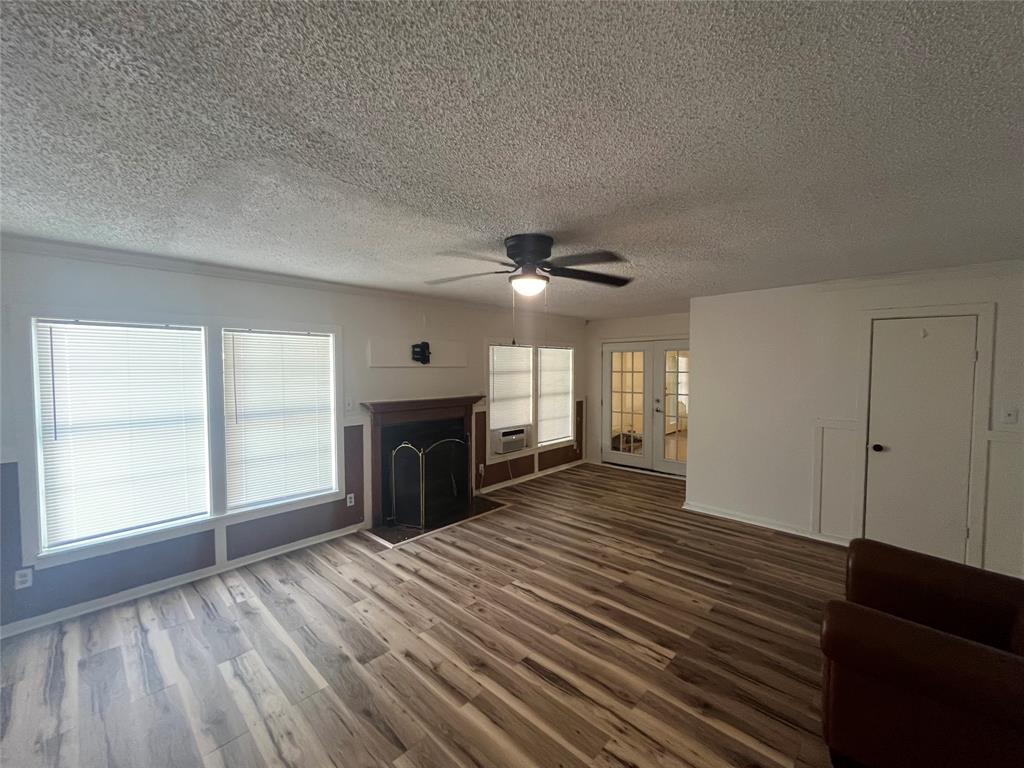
[411,341,431,364]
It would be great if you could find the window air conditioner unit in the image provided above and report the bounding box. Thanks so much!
[490,425,531,454]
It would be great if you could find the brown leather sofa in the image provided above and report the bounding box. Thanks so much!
[820,538,1024,768]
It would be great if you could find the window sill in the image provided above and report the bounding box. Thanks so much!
[537,437,576,450]
[485,436,575,465]
[29,489,347,570]
[32,513,214,570]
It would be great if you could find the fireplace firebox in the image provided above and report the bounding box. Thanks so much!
[383,417,469,528]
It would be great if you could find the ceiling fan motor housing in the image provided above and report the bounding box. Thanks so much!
[504,233,553,265]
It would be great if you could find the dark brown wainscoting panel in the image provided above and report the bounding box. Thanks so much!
[226,497,361,560]
[474,411,537,488]
[228,424,363,560]
[538,399,585,471]
[343,424,364,512]
[1,462,215,626]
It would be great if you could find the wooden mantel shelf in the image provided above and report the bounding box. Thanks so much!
[361,395,483,413]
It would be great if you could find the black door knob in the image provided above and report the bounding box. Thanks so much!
[871,443,885,452]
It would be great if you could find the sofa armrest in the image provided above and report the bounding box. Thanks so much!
[821,600,1024,723]
[846,538,1024,648]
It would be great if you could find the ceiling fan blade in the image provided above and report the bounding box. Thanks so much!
[437,249,511,267]
[425,270,513,285]
[545,266,632,287]
[545,250,624,268]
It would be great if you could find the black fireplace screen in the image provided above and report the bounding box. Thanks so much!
[390,437,469,529]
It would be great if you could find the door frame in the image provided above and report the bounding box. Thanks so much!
[855,303,994,567]
[600,338,688,475]
[601,341,655,469]
[651,340,689,476]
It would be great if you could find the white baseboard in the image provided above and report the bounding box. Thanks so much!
[582,457,687,480]
[683,499,850,547]
[0,521,366,640]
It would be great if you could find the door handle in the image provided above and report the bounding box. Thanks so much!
[871,443,886,452]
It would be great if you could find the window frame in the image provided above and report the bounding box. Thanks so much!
[31,318,213,553]
[487,343,535,432]
[6,302,345,570]
[485,340,576,462]
[221,327,339,514]
[536,345,575,447]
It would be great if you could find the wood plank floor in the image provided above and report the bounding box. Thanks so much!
[1,464,846,768]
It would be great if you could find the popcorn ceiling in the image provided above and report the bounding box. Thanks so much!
[2,2,1021,318]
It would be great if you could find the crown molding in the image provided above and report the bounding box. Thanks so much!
[0,232,586,323]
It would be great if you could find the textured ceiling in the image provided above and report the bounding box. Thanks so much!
[2,2,1022,318]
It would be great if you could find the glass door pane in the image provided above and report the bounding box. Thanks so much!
[609,350,645,455]
[651,340,688,476]
[662,349,688,464]
[603,342,653,469]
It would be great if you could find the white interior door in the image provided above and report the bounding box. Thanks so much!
[601,340,687,475]
[652,341,689,476]
[864,315,977,562]
[602,342,653,468]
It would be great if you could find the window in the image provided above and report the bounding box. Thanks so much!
[488,344,533,430]
[538,347,574,445]
[488,344,575,447]
[33,320,209,550]
[223,329,336,509]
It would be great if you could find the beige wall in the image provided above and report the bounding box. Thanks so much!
[0,237,589,525]
[686,262,1024,575]
[583,312,690,460]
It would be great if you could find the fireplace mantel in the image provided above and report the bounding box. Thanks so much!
[363,395,483,526]
[361,395,483,415]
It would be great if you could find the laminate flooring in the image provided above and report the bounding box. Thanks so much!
[1,463,845,768]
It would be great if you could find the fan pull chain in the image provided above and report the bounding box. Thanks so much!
[511,287,517,345]
[543,283,549,346]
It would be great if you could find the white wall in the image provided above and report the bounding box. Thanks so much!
[686,262,1024,575]
[583,312,690,460]
[0,237,589,523]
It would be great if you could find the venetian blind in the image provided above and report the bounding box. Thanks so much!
[223,329,336,509]
[34,320,209,549]
[538,347,574,444]
[488,344,533,430]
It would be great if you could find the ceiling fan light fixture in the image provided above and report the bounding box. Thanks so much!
[509,270,549,297]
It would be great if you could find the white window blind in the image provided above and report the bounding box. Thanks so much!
[33,320,209,550]
[538,347,574,444]
[489,345,533,430]
[223,329,336,509]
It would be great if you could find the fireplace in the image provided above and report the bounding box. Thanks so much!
[383,417,469,527]
[362,395,483,530]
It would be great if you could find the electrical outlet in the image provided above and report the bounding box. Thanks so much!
[346,493,355,507]
[14,568,32,590]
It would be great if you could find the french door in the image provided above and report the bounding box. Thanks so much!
[601,340,688,476]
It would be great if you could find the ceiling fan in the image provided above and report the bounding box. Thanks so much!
[427,233,632,296]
